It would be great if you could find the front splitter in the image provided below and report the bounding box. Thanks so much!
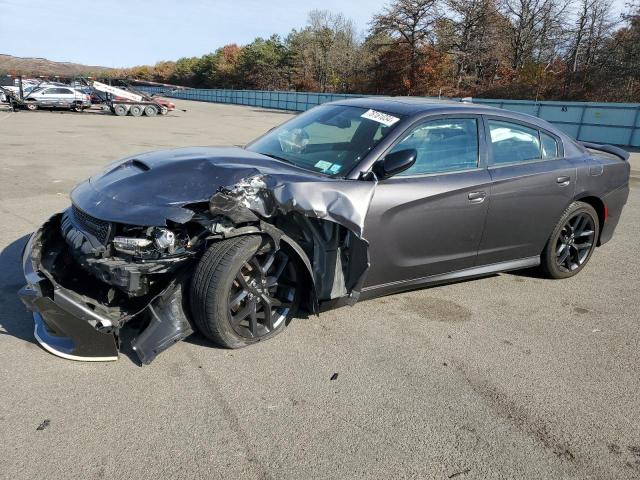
[32,312,118,362]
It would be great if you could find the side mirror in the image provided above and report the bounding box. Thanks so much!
[373,149,417,180]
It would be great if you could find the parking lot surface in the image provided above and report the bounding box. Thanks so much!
[0,101,639,480]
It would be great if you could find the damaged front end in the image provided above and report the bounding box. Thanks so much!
[18,148,376,365]
[19,211,196,364]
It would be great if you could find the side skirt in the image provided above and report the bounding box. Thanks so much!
[357,256,540,301]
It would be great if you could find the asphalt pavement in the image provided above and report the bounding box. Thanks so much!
[0,101,639,480]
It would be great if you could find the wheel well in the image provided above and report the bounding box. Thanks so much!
[576,196,605,244]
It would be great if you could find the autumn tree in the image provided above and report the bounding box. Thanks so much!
[371,0,439,94]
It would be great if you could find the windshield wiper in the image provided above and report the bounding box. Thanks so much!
[261,153,297,166]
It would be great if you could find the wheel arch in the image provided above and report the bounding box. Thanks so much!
[221,225,319,315]
[574,194,606,245]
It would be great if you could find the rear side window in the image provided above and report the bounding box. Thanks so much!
[488,120,541,164]
[541,132,559,158]
[391,118,479,175]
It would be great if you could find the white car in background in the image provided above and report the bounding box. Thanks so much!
[24,86,91,111]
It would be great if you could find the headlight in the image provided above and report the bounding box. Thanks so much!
[113,236,152,255]
[153,228,175,252]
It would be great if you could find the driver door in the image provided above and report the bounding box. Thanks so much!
[363,116,492,291]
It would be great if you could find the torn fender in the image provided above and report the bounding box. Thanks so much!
[71,147,377,235]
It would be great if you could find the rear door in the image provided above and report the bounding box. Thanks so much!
[363,115,492,289]
[477,117,577,265]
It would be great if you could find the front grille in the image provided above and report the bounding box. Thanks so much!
[71,205,112,244]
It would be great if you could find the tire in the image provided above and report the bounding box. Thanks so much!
[190,235,299,348]
[26,102,38,111]
[144,105,158,116]
[540,201,599,279]
[130,104,143,117]
[113,104,128,116]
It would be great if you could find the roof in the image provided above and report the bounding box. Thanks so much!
[332,96,562,131]
[330,96,491,115]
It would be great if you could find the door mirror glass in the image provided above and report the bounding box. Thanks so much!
[374,149,417,180]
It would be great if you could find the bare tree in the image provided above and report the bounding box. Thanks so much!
[289,10,361,92]
[565,0,615,91]
[500,0,571,69]
[371,0,439,94]
[443,0,507,88]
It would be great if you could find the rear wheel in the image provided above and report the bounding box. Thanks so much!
[190,236,299,348]
[130,104,143,117]
[144,105,158,116]
[541,201,599,279]
[113,104,128,116]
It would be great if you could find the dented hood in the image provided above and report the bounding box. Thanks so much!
[70,146,376,235]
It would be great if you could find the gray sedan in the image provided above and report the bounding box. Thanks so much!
[19,98,630,364]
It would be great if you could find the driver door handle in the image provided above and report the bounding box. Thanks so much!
[557,176,571,187]
[468,191,486,203]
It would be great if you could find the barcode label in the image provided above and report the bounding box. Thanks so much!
[361,109,400,127]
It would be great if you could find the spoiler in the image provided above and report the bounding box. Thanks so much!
[580,141,630,161]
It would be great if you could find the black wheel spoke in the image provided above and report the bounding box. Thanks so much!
[261,251,276,274]
[230,289,248,308]
[558,248,570,265]
[574,241,592,251]
[248,300,258,336]
[261,297,274,330]
[232,302,252,324]
[235,272,250,290]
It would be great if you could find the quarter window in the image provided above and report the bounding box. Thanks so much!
[488,120,541,164]
[541,132,559,158]
[391,118,479,176]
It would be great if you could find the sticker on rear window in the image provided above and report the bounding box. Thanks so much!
[361,109,400,127]
[314,160,333,172]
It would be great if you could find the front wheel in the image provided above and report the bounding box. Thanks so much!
[26,102,38,111]
[541,201,599,279]
[190,236,299,348]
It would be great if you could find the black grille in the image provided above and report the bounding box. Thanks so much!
[71,205,112,244]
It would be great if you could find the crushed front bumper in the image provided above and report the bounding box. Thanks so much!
[18,216,194,365]
[19,230,119,361]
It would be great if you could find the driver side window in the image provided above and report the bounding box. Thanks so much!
[391,118,479,176]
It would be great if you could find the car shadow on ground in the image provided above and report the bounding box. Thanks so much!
[0,235,37,345]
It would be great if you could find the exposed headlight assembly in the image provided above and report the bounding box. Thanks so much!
[113,236,152,255]
[153,228,175,253]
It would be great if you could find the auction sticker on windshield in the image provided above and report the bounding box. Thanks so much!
[361,109,400,127]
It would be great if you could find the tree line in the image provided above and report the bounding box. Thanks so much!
[116,0,640,102]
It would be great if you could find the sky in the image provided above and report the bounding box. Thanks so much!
[0,0,631,68]
[0,0,389,67]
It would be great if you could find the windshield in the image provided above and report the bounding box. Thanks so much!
[246,105,403,176]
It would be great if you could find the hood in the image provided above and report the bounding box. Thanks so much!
[70,147,376,235]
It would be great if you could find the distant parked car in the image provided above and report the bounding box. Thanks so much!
[24,86,91,111]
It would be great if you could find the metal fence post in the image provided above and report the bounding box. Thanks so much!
[629,106,640,147]
[575,105,587,141]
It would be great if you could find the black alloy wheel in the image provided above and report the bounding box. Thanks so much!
[555,212,596,272]
[190,235,300,348]
[541,201,599,279]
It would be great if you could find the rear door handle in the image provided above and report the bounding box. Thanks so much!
[468,191,486,203]
[556,176,571,186]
